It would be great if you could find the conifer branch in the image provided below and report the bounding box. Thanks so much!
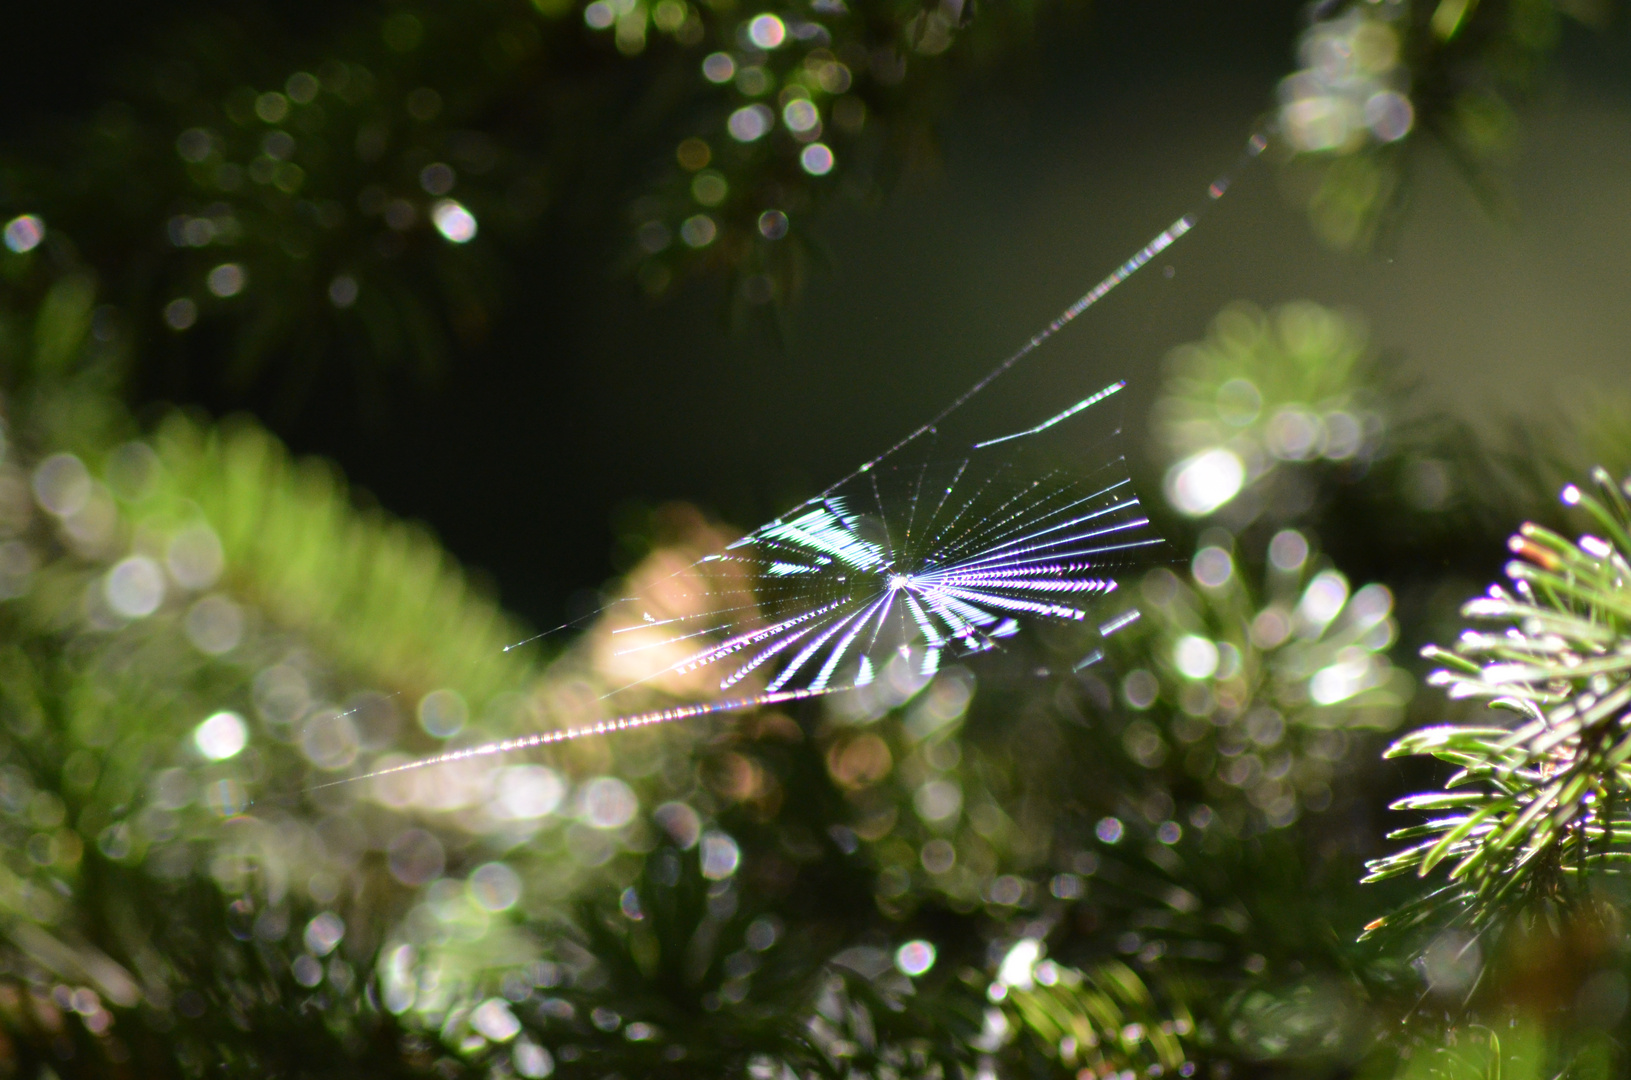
[1367,469,1631,936]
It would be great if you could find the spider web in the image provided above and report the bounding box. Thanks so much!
[349,386,1154,787]
[340,130,1269,786]
[603,381,1149,702]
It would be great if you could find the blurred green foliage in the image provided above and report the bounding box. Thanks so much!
[0,0,1628,1077]
[1109,532,1411,834]
[0,0,1086,403]
[1153,300,1387,526]
[7,256,1631,1077]
[1276,0,1602,251]
[0,254,557,1074]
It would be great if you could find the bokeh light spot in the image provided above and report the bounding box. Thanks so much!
[470,862,523,911]
[1422,930,1481,994]
[472,998,522,1041]
[895,940,936,976]
[32,453,91,516]
[998,938,1041,989]
[513,1041,555,1078]
[676,137,711,171]
[1311,661,1367,705]
[1297,570,1350,630]
[747,13,785,48]
[286,71,320,103]
[329,275,359,308]
[493,764,565,819]
[1265,406,1322,460]
[262,131,296,160]
[920,838,956,874]
[782,99,819,133]
[828,732,892,787]
[700,830,740,879]
[176,129,214,162]
[702,52,736,83]
[167,524,224,589]
[1191,545,1233,587]
[386,200,420,234]
[1269,530,1310,571]
[746,915,781,950]
[1174,635,1220,679]
[1165,447,1245,516]
[653,0,686,32]
[431,199,478,243]
[679,214,716,248]
[914,778,962,822]
[691,170,728,206]
[106,557,166,618]
[799,143,834,175]
[255,92,290,124]
[388,828,445,885]
[1216,378,1262,425]
[813,58,852,94]
[654,801,702,848]
[1364,91,1414,141]
[418,688,468,738]
[186,595,244,655]
[292,955,323,986]
[304,912,345,956]
[301,708,360,771]
[581,776,638,828]
[3,215,45,254]
[204,778,248,816]
[1251,609,1291,649]
[1122,669,1158,709]
[637,221,671,253]
[163,298,198,331]
[758,209,788,239]
[405,87,442,121]
[728,104,773,142]
[194,711,248,761]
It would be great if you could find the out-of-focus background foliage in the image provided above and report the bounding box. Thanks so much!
[3,0,1631,1076]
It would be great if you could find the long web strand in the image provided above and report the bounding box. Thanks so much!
[827,127,1271,493]
[333,128,1272,788]
[307,689,834,792]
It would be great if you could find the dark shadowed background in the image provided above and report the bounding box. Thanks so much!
[7,0,1629,629]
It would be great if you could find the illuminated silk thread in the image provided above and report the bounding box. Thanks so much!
[337,128,1271,787]
[308,691,826,791]
[832,127,1269,490]
[601,419,1158,702]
